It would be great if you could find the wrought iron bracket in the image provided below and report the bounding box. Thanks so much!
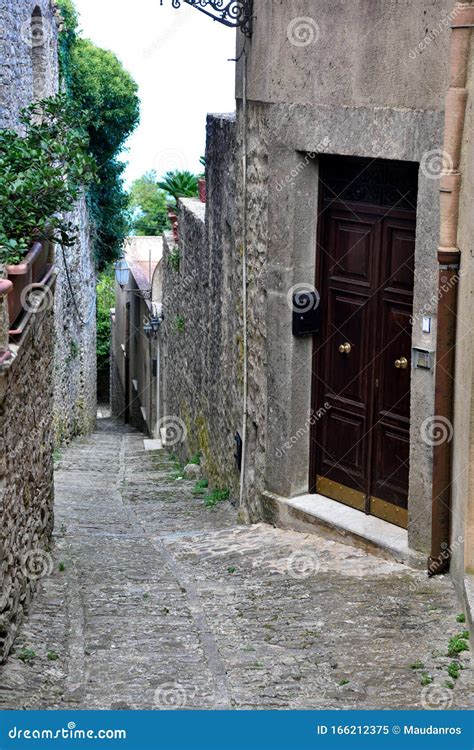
[161,0,254,37]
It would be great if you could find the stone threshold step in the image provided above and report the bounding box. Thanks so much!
[260,490,426,570]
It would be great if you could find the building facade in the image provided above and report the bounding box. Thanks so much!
[160,0,474,627]
[111,237,163,438]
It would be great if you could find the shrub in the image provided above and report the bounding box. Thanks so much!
[0,95,94,265]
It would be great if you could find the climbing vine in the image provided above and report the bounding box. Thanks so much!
[55,0,140,269]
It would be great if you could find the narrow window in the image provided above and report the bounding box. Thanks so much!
[31,6,47,99]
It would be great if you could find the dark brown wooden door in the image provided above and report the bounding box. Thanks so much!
[311,156,418,528]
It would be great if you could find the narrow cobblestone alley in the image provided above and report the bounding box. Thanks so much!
[0,419,472,710]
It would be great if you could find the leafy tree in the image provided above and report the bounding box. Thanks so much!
[56,1,140,268]
[96,265,115,393]
[157,170,199,208]
[0,95,94,263]
[68,39,140,163]
[129,171,169,236]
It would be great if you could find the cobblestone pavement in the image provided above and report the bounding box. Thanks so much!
[0,419,472,710]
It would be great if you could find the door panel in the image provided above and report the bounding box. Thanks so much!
[311,156,418,529]
[327,293,368,403]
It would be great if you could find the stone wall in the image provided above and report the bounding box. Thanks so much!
[0,0,97,446]
[53,196,97,445]
[0,0,96,662]
[232,0,453,549]
[0,298,55,662]
[161,114,245,499]
[0,0,59,128]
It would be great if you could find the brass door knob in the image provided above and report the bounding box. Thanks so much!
[339,342,352,354]
[395,357,408,370]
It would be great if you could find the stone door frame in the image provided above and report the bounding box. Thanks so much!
[262,102,443,553]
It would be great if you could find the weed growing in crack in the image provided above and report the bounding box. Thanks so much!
[193,479,209,496]
[447,661,462,680]
[17,648,36,664]
[447,632,470,657]
[204,488,230,508]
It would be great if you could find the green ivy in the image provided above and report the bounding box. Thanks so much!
[167,248,181,272]
[56,1,140,269]
[96,266,115,376]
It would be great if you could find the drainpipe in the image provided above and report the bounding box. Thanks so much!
[238,48,249,522]
[429,2,473,575]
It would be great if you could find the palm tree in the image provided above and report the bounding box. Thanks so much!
[157,170,199,208]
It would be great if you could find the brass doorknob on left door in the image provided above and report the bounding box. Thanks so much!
[395,357,408,370]
[339,342,352,354]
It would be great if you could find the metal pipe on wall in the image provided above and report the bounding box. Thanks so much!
[429,2,473,575]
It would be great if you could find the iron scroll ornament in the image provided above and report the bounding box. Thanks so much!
[162,0,254,37]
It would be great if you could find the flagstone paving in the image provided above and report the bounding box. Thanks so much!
[0,418,472,710]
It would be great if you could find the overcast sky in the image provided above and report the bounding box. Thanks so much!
[73,0,236,186]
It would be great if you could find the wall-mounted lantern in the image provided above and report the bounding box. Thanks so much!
[159,0,254,37]
[144,312,165,338]
[115,258,130,289]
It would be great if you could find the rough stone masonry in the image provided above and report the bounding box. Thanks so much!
[0,0,96,662]
[0,301,55,662]
[0,0,97,446]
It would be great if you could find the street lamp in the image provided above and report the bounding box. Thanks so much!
[144,312,164,338]
[114,258,130,289]
[159,0,254,37]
